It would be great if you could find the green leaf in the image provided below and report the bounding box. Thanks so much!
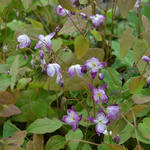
[90,29,102,41]
[129,76,146,94]
[0,74,11,91]
[13,101,48,122]
[10,55,20,90]
[21,0,32,10]
[74,35,89,59]
[101,67,122,91]
[3,120,20,138]
[120,28,135,58]
[58,0,77,12]
[117,0,137,18]
[66,129,83,150]
[45,135,66,150]
[82,144,92,150]
[133,39,149,73]
[26,17,43,29]
[51,38,63,51]
[27,118,62,134]
[17,78,31,90]
[138,118,150,140]
[0,64,9,73]
[119,124,134,144]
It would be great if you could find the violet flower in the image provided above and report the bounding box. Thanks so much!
[89,84,108,104]
[35,32,55,51]
[62,106,82,131]
[39,50,45,59]
[47,63,61,77]
[147,77,150,86]
[142,55,150,63]
[114,135,120,144]
[56,5,71,17]
[3,44,8,53]
[106,105,120,120]
[88,110,109,136]
[90,14,105,28]
[135,0,141,8]
[56,73,64,87]
[84,57,106,79]
[68,64,83,77]
[98,73,104,80]
[17,34,31,49]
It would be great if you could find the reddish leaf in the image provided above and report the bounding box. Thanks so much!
[0,104,21,117]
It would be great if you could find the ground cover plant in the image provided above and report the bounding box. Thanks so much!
[0,0,150,149]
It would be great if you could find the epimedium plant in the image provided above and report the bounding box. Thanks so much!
[0,0,150,150]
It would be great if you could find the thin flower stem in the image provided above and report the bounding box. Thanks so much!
[132,111,141,150]
[67,139,102,146]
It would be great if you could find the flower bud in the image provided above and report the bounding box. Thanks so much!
[39,50,45,59]
[147,77,150,86]
[3,44,8,53]
[142,55,150,63]
[114,135,120,144]
[98,73,104,80]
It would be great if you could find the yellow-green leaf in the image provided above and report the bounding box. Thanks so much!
[74,35,89,59]
[129,76,146,94]
[120,28,135,58]
[58,0,77,12]
[90,29,102,41]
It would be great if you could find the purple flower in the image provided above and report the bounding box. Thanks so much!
[90,14,105,28]
[81,65,87,74]
[47,63,61,77]
[56,73,64,87]
[90,84,108,104]
[135,0,141,8]
[17,34,31,49]
[68,64,83,77]
[41,59,46,66]
[35,32,55,51]
[84,57,106,79]
[56,5,70,17]
[62,106,82,131]
[98,73,104,80]
[142,55,150,63]
[106,105,120,120]
[39,50,45,59]
[3,44,8,52]
[88,110,109,136]
[114,135,120,144]
[147,77,150,86]
[80,13,87,18]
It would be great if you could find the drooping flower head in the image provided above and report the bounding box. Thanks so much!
[142,55,150,63]
[56,5,71,17]
[84,57,106,79]
[35,32,55,51]
[147,76,150,86]
[135,0,141,8]
[106,104,120,120]
[88,110,109,136]
[62,106,82,131]
[114,135,120,144]
[47,63,61,77]
[90,14,105,28]
[68,64,83,77]
[56,73,64,87]
[3,44,8,53]
[39,50,45,59]
[98,73,104,80]
[17,34,31,49]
